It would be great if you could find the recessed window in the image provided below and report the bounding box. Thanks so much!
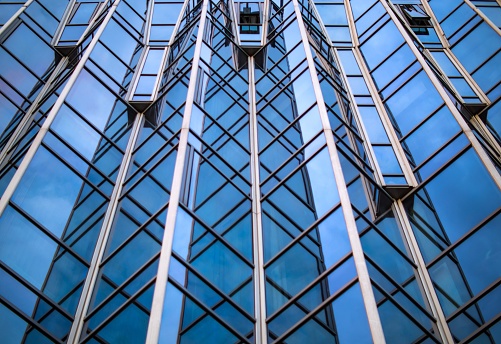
[239,2,260,34]
[398,4,433,35]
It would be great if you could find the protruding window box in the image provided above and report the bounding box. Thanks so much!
[53,1,104,64]
[397,4,433,35]
[375,185,414,215]
[128,47,167,126]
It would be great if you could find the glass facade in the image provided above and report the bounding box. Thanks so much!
[0,0,500,343]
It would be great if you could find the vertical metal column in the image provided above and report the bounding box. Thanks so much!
[291,0,386,341]
[145,0,210,341]
[248,55,267,344]
[379,0,501,189]
[0,0,123,216]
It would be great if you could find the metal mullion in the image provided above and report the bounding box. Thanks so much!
[324,102,366,144]
[47,129,117,185]
[426,207,501,269]
[98,203,167,267]
[170,251,255,321]
[400,104,448,141]
[191,198,249,253]
[255,41,303,83]
[264,275,340,339]
[257,103,303,152]
[190,131,252,187]
[377,60,419,96]
[365,255,436,322]
[272,277,358,343]
[437,1,466,24]
[261,198,312,243]
[187,162,249,212]
[380,66,423,104]
[260,137,325,199]
[357,11,388,40]
[0,260,75,322]
[412,131,464,172]
[86,57,130,94]
[81,277,155,343]
[41,143,113,202]
[259,102,318,155]
[0,105,46,159]
[199,109,251,155]
[459,312,501,343]
[61,99,128,156]
[264,203,343,269]
[204,111,249,154]
[65,214,107,261]
[167,277,252,344]
[357,16,392,45]
[447,276,501,322]
[257,121,303,159]
[18,11,57,45]
[97,274,152,317]
[62,199,108,245]
[179,203,254,268]
[0,295,64,344]
[9,201,91,267]
[448,11,479,42]
[86,252,159,320]
[371,280,442,343]
[123,134,179,188]
[112,8,143,37]
[27,281,86,333]
[256,63,309,109]
[130,111,183,156]
[332,129,375,172]
[267,252,353,321]
[199,67,250,108]
[404,145,472,198]
[1,45,50,85]
[262,204,321,249]
[355,209,418,268]
[470,46,501,75]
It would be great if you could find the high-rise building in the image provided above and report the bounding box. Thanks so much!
[0,0,500,343]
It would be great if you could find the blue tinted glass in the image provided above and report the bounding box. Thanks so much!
[385,71,443,135]
[424,149,501,242]
[404,107,460,166]
[361,21,403,69]
[452,23,501,72]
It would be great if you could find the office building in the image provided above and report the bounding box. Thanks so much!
[0,0,500,342]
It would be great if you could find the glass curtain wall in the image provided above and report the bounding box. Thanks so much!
[0,0,500,343]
